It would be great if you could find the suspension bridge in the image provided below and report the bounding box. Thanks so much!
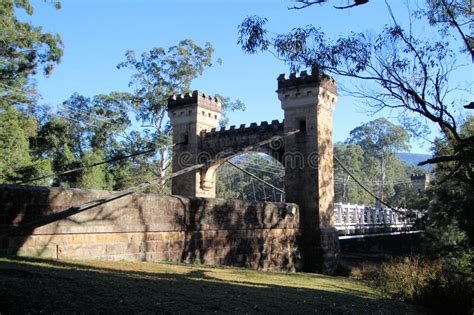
[7,139,419,240]
[222,158,420,237]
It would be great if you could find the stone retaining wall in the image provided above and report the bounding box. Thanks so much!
[0,185,301,272]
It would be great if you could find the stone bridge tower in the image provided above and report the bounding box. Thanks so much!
[168,91,221,197]
[277,70,339,272]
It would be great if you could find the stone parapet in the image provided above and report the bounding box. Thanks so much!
[168,90,222,113]
[201,119,284,138]
[277,70,337,95]
[410,173,428,180]
[0,185,301,272]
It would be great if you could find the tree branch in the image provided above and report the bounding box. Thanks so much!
[334,0,369,9]
[441,0,474,60]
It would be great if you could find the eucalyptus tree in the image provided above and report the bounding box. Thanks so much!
[117,40,245,185]
[116,40,216,185]
[0,0,63,184]
[333,143,365,204]
[347,118,410,201]
[0,0,63,106]
[32,92,132,189]
[237,0,473,184]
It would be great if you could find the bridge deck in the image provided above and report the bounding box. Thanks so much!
[333,203,419,235]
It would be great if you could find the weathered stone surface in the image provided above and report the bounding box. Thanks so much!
[168,90,222,197]
[0,185,301,272]
[278,70,340,273]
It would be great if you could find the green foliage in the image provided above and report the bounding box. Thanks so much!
[421,176,474,266]
[216,153,284,202]
[59,92,131,151]
[77,150,114,190]
[430,116,474,185]
[347,118,412,203]
[334,118,418,205]
[52,144,81,188]
[1,0,63,106]
[356,257,474,314]
[25,92,136,189]
[33,115,70,156]
[389,182,429,210]
[215,94,246,127]
[421,117,474,266]
[0,0,62,185]
[104,130,171,193]
[334,143,367,203]
[87,92,132,149]
[0,106,33,182]
[347,118,410,154]
[117,40,216,131]
[14,158,52,186]
[424,220,471,262]
[30,115,79,186]
[0,105,53,184]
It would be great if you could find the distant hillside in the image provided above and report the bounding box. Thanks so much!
[397,152,432,170]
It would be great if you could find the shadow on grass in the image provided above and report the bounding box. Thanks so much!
[0,256,428,314]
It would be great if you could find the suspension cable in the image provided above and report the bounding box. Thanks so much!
[226,160,285,195]
[1,163,205,238]
[333,154,405,214]
[15,142,181,185]
[251,177,257,202]
[3,130,300,236]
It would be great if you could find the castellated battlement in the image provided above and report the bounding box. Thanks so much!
[168,90,222,113]
[201,119,284,137]
[277,69,337,95]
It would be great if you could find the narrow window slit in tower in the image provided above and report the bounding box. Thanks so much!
[298,119,306,134]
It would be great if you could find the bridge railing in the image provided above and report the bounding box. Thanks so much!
[333,203,419,234]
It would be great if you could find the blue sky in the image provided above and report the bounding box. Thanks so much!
[21,0,472,154]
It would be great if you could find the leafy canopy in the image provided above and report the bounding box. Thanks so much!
[237,0,473,183]
[1,0,63,106]
[117,40,217,132]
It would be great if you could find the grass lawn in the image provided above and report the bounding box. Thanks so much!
[0,256,428,314]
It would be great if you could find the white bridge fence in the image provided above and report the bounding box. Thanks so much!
[334,203,419,235]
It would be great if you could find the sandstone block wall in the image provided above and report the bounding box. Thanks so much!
[0,185,301,272]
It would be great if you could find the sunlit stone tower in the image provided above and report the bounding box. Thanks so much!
[277,70,340,273]
[167,91,222,197]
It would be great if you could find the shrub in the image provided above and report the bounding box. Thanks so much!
[353,257,473,314]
